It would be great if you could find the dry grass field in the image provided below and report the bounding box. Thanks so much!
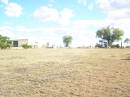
[0,48,130,97]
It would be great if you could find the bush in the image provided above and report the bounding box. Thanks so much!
[0,35,11,49]
[126,46,130,48]
[95,43,102,48]
[22,44,32,49]
[111,44,120,48]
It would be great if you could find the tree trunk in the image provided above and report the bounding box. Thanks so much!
[107,40,112,47]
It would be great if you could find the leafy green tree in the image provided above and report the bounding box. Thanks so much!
[63,35,72,47]
[96,26,124,47]
[0,35,11,49]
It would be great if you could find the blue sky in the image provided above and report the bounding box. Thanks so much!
[0,0,130,47]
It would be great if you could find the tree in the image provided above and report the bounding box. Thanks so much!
[63,35,72,47]
[96,26,124,47]
[0,35,11,49]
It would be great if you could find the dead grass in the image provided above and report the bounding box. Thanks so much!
[0,48,130,97]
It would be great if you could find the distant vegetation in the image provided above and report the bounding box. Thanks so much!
[111,44,120,48]
[96,26,124,48]
[63,35,72,47]
[22,44,32,49]
[0,25,128,49]
[0,35,11,49]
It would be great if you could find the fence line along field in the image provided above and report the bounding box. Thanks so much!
[0,48,130,97]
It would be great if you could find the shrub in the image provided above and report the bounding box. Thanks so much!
[0,35,11,49]
[111,44,120,48]
[95,43,102,48]
[126,46,130,48]
[22,44,32,49]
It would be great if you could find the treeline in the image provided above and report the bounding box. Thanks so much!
[0,25,130,49]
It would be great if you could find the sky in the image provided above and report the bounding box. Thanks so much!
[0,0,130,47]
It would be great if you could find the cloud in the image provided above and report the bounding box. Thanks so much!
[111,18,130,38]
[107,8,130,19]
[33,6,59,22]
[59,8,74,25]
[0,0,9,4]
[96,0,111,10]
[47,0,56,7]
[60,8,74,19]
[49,0,56,3]
[0,26,15,38]
[72,19,110,30]
[96,0,130,19]
[96,0,130,10]
[77,0,94,11]
[5,2,23,17]
[88,3,94,11]
[33,6,74,25]
[78,0,88,6]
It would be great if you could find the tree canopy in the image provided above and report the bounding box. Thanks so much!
[0,34,11,49]
[63,35,72,47]
[96,26,124,47]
